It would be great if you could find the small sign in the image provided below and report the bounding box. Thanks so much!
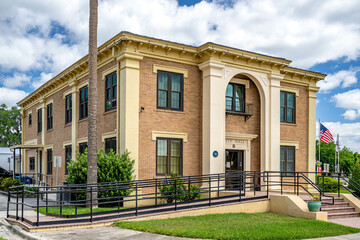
[213,151,219,158]
[226,162,231,168]
[54,156,62,167]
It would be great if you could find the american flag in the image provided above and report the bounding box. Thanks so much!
[320,123,334,144]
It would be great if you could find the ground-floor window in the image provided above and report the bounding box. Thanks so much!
[280,146,295,174]
[65,145,72,175]
[29,157,35,171]
[79,142,88,154]
[156,138,182,175]
[47,149,53,175]
[105,137,116,153]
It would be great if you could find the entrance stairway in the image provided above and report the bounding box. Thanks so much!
[320,197,360,219]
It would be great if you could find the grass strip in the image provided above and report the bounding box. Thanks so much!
[115,212,360,240]
[36,206,122,215]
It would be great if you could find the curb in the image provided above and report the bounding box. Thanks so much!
[1,219,43,240]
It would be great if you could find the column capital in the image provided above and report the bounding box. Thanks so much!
[116,52,143,63]
[198,60,225,78]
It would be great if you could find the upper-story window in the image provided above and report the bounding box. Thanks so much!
[280,91,295,123]
[79,86,88,120]
[47,103,53,130]
[65,94,72,124]
[157,71,183,111]
[29,113,32,126]
[47,149,53,175]
[105,72,117,111]
[37,109,42,133]
[79,142,88,154]
[65,145,72,175]
[29,157,35,171]
[226,83,245,112]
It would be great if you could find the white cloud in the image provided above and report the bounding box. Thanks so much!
[342,110,360,120]
[31,72,53,89]
[1,73,30,89]
[316,121,360,152]
[332,89,360,110]
[0,87,28,107]
[317,68,359,93]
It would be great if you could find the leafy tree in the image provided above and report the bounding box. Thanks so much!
[350,161,360,195]
[0,104,21,147]
[316,140,355,174]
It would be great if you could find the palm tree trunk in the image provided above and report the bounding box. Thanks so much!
[87,0,98,207]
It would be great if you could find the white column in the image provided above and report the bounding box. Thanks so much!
[199,60,226,175]
[308,86,318,180]
[117,52,143,180]
[70,81,78,158]
[269,74,282,172]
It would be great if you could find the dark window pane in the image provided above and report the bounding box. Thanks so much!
[171,92,180,109]
[280,107,285,122]
[287,93,294,108]
[158,91,167,108]
[226,97,232,110]
[158,73,168,90]
[226,84,233,97]
[171,75,181,92]
[280,92,285,107]
[226,83,245,112]
[287,108,293,122]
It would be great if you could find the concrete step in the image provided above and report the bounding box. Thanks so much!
[321,206,356,213]
[328,212,360,219]
[321,202,349,207]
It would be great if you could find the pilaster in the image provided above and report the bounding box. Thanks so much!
[117,52,143,180]
[307,85,319,178]
[199,60,226,175]
[70,80,79,158]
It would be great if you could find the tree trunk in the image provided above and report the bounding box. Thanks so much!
[87,0,98,207]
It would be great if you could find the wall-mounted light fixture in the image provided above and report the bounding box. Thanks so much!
[139,107,145,113]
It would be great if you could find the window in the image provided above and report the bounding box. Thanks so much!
[47,103,53,130]
[79,86,88,120]
[65,94,72,124]
[29,157,35,171]
[280,146,295,174]
[157,71,183,111]
[226,83,245,112]
[65,145,72,175]
[156,138,182,175]
[37,109,42,133]
[47,149,53,175]
[29,113,32,126]
[79,142,88,154]
[280,91,295,123]
[105,72,117,111]
[105,138,116,153]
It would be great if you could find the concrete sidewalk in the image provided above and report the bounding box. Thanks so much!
[306,233,360,240]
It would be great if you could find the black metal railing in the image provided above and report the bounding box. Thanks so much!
[6,170,360,227]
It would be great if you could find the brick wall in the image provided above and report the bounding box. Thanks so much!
[138,57,203,180]
[280,82,309,172]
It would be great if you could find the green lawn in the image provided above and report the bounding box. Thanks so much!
[115,212,360,240]
[0,237,7,240]
[36,206,122,215]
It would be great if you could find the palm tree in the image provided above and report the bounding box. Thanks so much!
[87,0,98,206]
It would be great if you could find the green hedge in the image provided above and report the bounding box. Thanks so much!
[350,161,360,195]
[316,176,340,193]
[66,148,134,202]
[158,174,201,203]
[0,177,22,192]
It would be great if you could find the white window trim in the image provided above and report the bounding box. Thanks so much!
[153,64,188,78]
[151,131,188,143]
[280,141,299,150]
[280,86,299,97]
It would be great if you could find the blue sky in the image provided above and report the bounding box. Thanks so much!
[1,0,360,151]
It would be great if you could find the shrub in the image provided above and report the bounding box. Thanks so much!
[66,148,135,202]
[316,176,340,193]
[158,174,201,203]
[0,177,22,192]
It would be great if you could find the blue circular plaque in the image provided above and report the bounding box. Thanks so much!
[213,151,219,158]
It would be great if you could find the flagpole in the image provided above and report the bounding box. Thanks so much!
[318,118,321,173]
[337,134,340,173]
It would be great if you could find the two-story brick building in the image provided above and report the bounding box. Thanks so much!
[14,32,325,184]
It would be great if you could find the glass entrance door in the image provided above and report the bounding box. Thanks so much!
[225,150,244,190]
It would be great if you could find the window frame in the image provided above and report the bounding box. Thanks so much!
[79,142,88,154]
[47,103,53,130]
[29,157,35,171]
[37,109,42,133]
[79,86,88,120]
[105,72,117,112]
[225,83,246,113]
[47,149,53,175]
[156,137,183,176]
[65,145,72,175]
[105,137,117,153]
[29,113,32,126]
[280,91,296,124]
[156,71,184,111]
[280,146,295,175]
[65,94,72,124]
